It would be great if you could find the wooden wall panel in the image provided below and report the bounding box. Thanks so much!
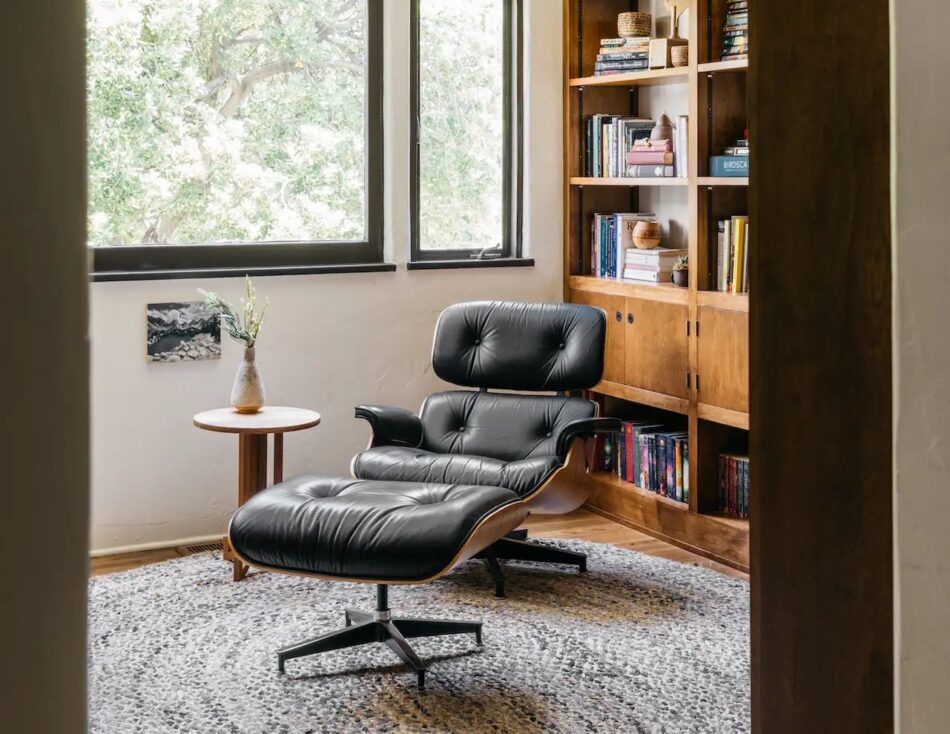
[750,0,893,732]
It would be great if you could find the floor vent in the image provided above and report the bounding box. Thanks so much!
[182,541,223,555]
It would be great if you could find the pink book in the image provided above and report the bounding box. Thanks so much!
[626,151,674,165]
[631,143,673,152]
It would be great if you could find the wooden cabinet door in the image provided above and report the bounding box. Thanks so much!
[624,297,690,398]
[570,289,625,384]
[697,307,749,413]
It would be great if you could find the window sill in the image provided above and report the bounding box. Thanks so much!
[407,257,534,271]
[91,262,397,283]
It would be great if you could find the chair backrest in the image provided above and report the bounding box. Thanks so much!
[432,301,606,392]
[418,391,596,462]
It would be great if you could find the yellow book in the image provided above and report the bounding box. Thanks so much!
[731,216,748,293]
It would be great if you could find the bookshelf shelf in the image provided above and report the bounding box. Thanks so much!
[570,275,689,304]
[592,380,691,416]
[563,0,750,572]
[697,290,749,312]
[697,177,749,187]
[569,67,690,88]
[570,177,689,187]
[590,472,689,511]
[698,59,748,74]
[697,403,749,430]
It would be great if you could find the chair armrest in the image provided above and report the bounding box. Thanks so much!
[354,405,424,448]
[555,417,623,460]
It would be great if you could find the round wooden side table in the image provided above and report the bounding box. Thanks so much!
[194,406,321,581]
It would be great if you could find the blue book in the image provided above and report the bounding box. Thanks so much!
[709,155,750,177]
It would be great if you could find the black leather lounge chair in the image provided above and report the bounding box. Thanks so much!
[352,300,620,597]
[228,301,618,687]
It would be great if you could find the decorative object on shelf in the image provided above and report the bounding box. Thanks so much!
[650,114,674,142]
[671,256,689,288]
[671,45,689,67]
[200,276,269,414]
[631,220,662,250]
[146,302,221,363]
[617,11,651,38]
[649,1,688,69]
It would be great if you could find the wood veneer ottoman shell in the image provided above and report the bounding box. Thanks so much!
[617,12,652,38]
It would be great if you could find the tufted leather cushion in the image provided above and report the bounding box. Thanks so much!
[432,301,606,391]
[353,447,562,497]
[229,476,521,581]
[418,391,596,461]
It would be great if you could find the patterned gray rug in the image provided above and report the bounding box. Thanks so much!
[88,540,750,733]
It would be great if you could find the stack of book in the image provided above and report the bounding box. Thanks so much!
[715,215,749,293]
[594,37,651,76]
[722,1,748,61]
[585,115,688,178]
[590,212,655,278]
[624,246,687,283]
[709,132,750,177]
[598,422,689,504]
[718,454,750,518]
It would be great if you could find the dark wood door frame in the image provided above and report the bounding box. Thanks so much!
[750,1,893,732]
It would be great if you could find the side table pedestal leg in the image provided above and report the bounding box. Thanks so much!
[229,433,268,581]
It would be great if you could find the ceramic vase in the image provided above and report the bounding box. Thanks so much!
[231,347,265,414]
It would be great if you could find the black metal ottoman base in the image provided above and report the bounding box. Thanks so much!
[477,534,588,598]
[276,584,482,689]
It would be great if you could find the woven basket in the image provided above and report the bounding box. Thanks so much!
[617,11,652,38]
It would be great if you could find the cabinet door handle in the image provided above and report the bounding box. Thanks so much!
[626,313,634,324]
[615,310,622,322]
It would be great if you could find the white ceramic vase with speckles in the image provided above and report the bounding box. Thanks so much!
[230,347,265,414]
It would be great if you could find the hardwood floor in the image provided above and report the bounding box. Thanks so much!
[89,509,747,580]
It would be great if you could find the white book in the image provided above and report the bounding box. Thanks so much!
[625,247,687,265]
[623,267,674,283]
[676,115,689,177]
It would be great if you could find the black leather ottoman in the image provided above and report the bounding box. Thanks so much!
[229,476,528,688]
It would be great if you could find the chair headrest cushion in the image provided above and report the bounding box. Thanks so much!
[432,301,606,392]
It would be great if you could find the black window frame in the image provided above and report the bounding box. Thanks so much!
[90,0,386,282]
[409,0,524,264]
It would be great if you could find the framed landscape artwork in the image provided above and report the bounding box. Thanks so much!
[146,302,221,363]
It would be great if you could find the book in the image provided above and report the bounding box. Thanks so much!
[590,212,655,277]
[718,454,750,518]
[709,155,750,177]
[675,115,689,177]
[622,267,673,283]
[626,151,674,165]
[595,59,651,71]
[626,164,675,178]
[596,52,649,62]
[625,247,686,266]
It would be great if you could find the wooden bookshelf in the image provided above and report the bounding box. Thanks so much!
[570,176,689,187]
[569,67,689,87]
[698,58,748,74]
[563,0,751,571]
[697,176,748,186]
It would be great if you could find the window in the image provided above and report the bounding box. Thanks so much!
[88,0,384,279]
[410,0,523,262]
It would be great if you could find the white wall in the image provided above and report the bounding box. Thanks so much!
[89,0,563,553]
[892,0,950,731]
